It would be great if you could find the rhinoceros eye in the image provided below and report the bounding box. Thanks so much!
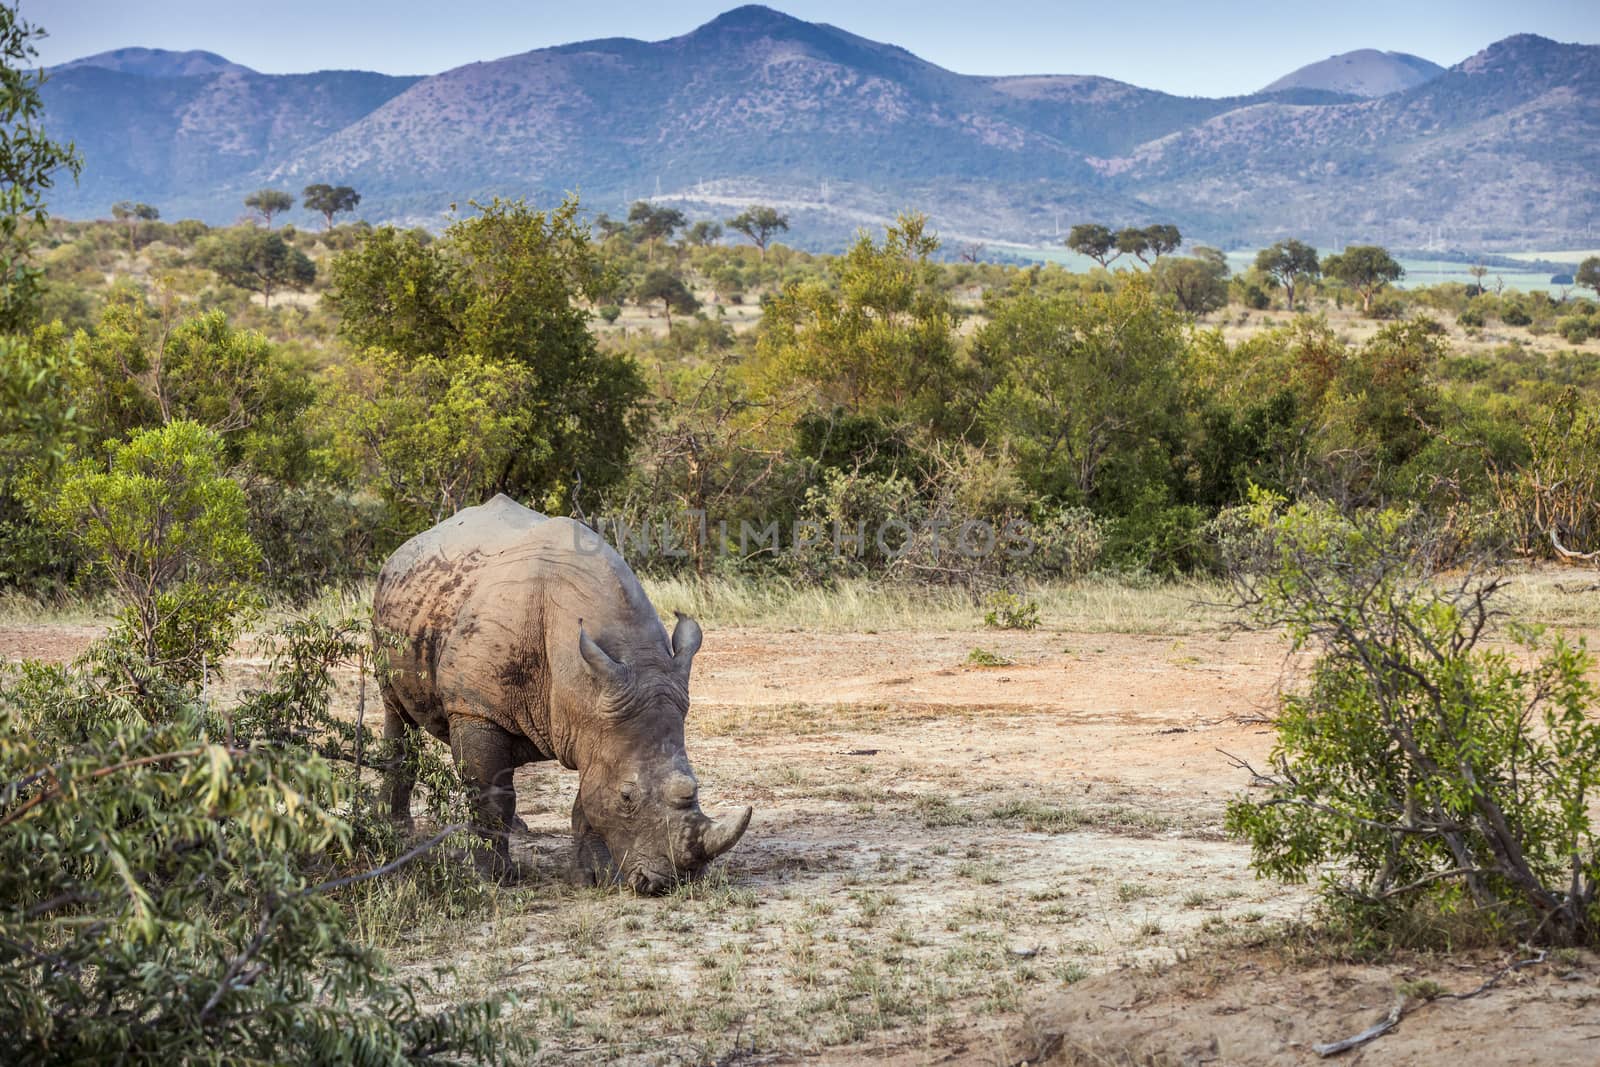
[619,783,639,809]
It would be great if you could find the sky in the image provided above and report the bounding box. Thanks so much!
[26,0,1599,97]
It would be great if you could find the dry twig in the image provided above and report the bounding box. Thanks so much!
[1314,952,1548,1057]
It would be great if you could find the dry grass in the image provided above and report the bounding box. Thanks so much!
[1492,565,1600,630]
[642,575,1231,634]
[0,591,115,626]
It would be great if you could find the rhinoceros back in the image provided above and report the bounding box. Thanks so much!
[375,495,550,734]
[374,494,668,754]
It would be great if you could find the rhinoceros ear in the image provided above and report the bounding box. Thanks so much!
[578,621,631,691]
[671,611,702,672]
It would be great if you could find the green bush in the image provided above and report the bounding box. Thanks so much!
[1558,314,1593,344]
[0,329,85,592]
[982,589,1041,630]
[245,480,383,601]
[0,634,519,1063]
[37,421,260,694]
[1234,279,1271,310]
[1501,302,1533,326]
[1107,501,1212,576]
[1365,294,1406,320]
[1225,494,1600,946]
[3,410,508,1056]
[1012,504,1105,579]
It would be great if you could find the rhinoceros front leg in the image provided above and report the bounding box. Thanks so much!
[448,715,521,882]
[380,689,417,831]
[571,797,615,887]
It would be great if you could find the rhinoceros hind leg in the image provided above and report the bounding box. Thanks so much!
[570,798,614,887]
[449,715,521,880]
[380,689,418,831]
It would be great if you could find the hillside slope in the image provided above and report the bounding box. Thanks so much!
[37,8,1600,248]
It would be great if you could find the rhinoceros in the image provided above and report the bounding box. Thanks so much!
[374,494,751,891]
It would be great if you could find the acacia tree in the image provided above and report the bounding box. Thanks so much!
[244,188,294,227]
[1254,239,1320,310]
[1468,261,1490,293]
[302,183,360,229]
[683,219,722,247]
[1140,224,1182,261]
[0,4,81,331]
[726,205,789,256]
[1153,247,1229,315]
[1322,244,1404,312]
[1115,226,1151,264]
[627,200,685,263]
[111,200,159,253]
[1065,222,1119,268]
[196,228,315,306]
[634,267,699,325]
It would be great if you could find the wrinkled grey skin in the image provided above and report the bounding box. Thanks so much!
[374,494,751,892]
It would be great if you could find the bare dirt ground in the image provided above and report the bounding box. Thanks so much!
[8,617,1600,1064]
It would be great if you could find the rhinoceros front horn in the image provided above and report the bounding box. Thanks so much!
[699,806,753,863]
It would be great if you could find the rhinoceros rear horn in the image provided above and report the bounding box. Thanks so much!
[578,621,631,691]
[699,805,752,863]
[671,611,702,671]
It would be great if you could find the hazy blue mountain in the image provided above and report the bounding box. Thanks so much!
[1115,34,1600,248]
[53,47,253,78]
[1261,49,1445,97]
[37,8,1599,249]
[42,56,421,223]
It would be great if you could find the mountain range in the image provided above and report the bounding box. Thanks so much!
[38,5,1600,251]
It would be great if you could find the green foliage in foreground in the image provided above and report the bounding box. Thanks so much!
[0,642,524,1064]
[1225,493,1600,946]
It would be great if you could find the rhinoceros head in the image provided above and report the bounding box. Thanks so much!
[573,612,752,893]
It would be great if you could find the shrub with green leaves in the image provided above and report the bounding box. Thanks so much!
[326,196,645,511]
[1557,314,1593,345]
[232,612,490,921]
[38,421,260,694]
[982,589,1040,631]
[1225,492,1600,945]
[0,641,521,1063]
[0,327,85,591]
[319,348,529,540]
[0,5,82,331]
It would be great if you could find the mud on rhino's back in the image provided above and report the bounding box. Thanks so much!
[374,495,548,719]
